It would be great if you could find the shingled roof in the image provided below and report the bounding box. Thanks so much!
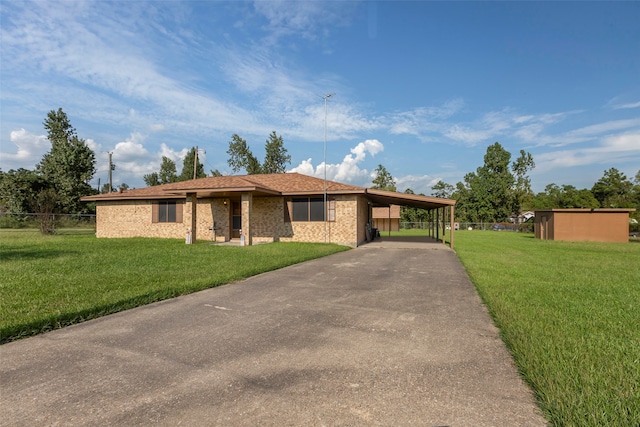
[81,172,455,210]
[81,173,365,201]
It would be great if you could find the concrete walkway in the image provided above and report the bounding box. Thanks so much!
[1,240,547,426]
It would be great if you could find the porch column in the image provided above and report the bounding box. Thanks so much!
[188,192,197,242]
[241,192,253,246]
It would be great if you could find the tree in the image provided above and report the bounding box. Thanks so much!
[36,188,59,234]
[101,183,113,194]
[471,142,514,222]
[227,134,262,174]
[262,131,291,174]
[144,156,182,186]
[511,150,535,213]
[178,147,206,181]
[591,168,634,208]
[210,169,223,177]
[431,180,454,199]
[37,108,96,213]
[400,188,430,225]
[371,164,396,191]
[0,168,49,213]
[143,172,161,187]
[533,184,599,209]
[158,157,178,184]
[226,132,291,175]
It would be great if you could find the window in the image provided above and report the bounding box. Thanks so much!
[309,197,324,221]
[289,197,334,222]
[292,198,309,221]
[152,200,183,223]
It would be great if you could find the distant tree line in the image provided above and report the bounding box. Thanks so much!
[3,110,638,233]
[372,142,640,225]
[1,110,293,234]
[142,131,291,186]
[427,142,640,224]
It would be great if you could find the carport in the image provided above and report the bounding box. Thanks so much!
[364,188,456,249]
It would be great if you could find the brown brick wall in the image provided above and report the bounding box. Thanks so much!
[95,200,188,239]
[95,194,365,246]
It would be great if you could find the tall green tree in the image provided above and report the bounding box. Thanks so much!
[37,108,96,213]
[453,142,534,223]
[467,142,514,222]
[511,150,536,213]
[178,147,206,181]
[371,164,396,191]
[263,131,291,174]
[591,168,634,208]
[227,134,262,174]
[159,157,178,184]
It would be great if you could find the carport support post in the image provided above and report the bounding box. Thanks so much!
[442,207,446,244]
[435,208,439,241]
[450,205,455,250]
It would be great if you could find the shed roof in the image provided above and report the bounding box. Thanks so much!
[535,208,635,213]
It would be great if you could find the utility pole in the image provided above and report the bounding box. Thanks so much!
[108,152,114,193]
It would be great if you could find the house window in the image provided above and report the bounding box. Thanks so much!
[290,197,334,222]
[152,200,183,223]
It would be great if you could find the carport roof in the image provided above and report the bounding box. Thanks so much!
[365,188,455,210]
[81,173,455,210]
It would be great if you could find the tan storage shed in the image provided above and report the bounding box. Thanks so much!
[534,208,635,243]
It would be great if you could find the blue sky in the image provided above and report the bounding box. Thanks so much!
[1,1,639,194]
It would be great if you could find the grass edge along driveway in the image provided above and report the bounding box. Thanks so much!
[452,231,640,427]
[0,231,349,344]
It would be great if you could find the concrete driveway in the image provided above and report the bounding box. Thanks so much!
[1,240,547,426]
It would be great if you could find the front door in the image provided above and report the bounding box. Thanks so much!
[231,201,241,239]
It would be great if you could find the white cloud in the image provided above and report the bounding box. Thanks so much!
[0,129,49,170]
[290,139,383,185]
[252,0,356,44]
[535,131,640,171]
[532,118,640,147]
[395,175,442,195]
[614,101,640,110]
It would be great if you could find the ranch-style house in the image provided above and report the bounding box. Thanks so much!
[82,173,456,247]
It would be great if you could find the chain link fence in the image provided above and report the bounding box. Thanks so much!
[0,212,96,233]
[400,221,534,233]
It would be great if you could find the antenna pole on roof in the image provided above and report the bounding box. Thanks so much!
[322,93,334,244]
[193,146,198,180]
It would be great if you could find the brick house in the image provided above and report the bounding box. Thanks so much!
[82,173,455,247]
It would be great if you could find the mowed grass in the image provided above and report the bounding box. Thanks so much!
[0,230,349,343]
[452,231,640,426]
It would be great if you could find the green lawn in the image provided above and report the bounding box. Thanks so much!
[452,231,640,427]
[2,229,638,425]
[0,230,349,343]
